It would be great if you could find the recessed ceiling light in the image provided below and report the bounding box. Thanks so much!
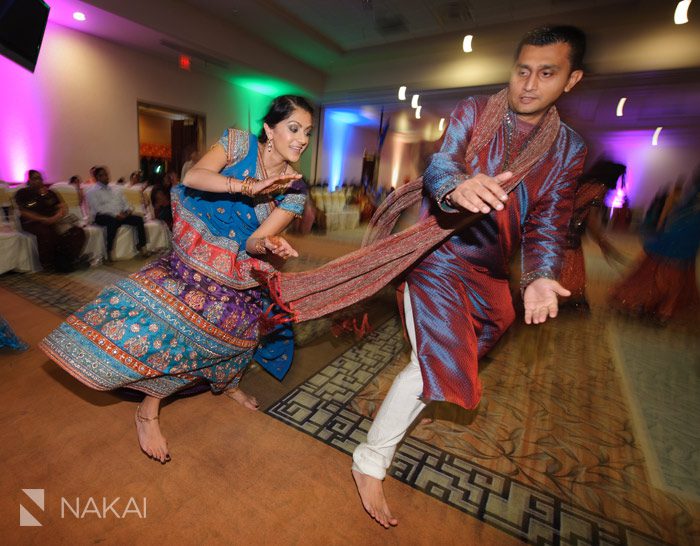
[616,97,627,117]
[674,0,691,24]
[411,94,419,108]
[439,118,445,131]
[652,126,663,146]
[463,35,473,53]
[398,86,407,101]
[415,106,422,119]
[73,12,86,22]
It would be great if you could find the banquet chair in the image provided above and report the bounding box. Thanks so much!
[50,182,106,264]
[0,182,41,274]
[110,186,170,260]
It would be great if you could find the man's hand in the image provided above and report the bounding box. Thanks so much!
[41,211,63,225]
[446,172,513,213]
[523,278,571,325]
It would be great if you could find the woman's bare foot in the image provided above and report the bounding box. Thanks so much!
[352,469,398,528]
[134,396,170,463]
[224,387,260,410]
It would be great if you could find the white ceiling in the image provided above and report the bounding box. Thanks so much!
[45,0,700,134]
[181,0,634,70]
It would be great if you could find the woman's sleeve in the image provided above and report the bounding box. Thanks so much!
[276,178,308,217]
[215,128,230,160]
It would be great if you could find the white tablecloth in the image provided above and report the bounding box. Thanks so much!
[318,206,360,231]
[0,228,41,274]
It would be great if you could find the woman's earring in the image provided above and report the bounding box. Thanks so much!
[267,139,273,153]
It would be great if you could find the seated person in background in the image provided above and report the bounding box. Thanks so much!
[150,174,173,229]
[180,147,199,181]
[86,166,98,186]
[165,170,179,187]
[86,166,149,259]
[15,170,87,272]
[68,175,85,209]
[128,170,143,188]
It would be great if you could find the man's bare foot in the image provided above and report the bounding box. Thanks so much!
[352,469,398,528]
[224,387,260,410]
[135,403,170,463]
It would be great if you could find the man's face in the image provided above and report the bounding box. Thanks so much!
[28,172,44,189]
[507,42,583,124]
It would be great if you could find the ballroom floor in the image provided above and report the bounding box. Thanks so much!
[0,227,698,545]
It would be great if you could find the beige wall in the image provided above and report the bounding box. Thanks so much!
[0,23,314,183]
[138,114,171,146]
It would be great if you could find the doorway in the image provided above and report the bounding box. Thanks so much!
[137,103,205,184]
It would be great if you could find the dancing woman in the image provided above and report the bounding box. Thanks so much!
[609,170,700,324]
[40,95,314,463]
[559,160,626,310]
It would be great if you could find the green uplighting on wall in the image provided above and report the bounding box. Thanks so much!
[224,75,315,176]
[230,76,305,97]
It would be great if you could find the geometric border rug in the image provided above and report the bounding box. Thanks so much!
[266,317,670,546]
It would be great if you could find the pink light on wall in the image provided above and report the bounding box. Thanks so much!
[604,186,627,216]
[597,130,653,208]
[597,128,696,210]
[0,55,47,182]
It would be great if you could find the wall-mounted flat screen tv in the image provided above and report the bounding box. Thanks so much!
[0,0,50,72]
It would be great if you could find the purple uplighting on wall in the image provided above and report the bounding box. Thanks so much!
[604,186,627,213]
[0,54,47,183]
[598,130,668,209]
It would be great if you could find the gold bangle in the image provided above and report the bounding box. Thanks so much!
[242,176,258,197]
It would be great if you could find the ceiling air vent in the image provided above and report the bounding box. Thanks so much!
[433,1,474,25]
[374,13,408,35]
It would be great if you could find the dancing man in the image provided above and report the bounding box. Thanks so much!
[351,25,587,527]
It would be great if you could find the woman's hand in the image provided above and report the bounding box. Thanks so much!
[263,235,298,259]
[247,174,302,196]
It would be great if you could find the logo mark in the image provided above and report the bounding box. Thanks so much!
[20,489,44,527]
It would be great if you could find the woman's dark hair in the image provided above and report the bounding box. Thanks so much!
[259,95,314,143]
[69,175,80,185]
[580,159,626,189]
[515,25,586,73]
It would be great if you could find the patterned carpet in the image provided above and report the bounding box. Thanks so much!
[0,267,126,316]
[266,311,699,546]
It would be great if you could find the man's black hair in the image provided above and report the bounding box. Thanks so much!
[516,25,586,72]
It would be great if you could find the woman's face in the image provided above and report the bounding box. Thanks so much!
[265,107,313,164]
